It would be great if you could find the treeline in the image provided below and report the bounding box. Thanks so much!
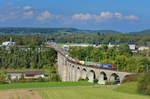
[0,27,79,34]
[0,46,57,69]
[68,45,150,72]
[0,34,44,47]
[0,27,119,34]
[1,33,150,46]
[51,33,150,46]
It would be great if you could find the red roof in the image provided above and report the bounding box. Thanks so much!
[7,71,45,75]
[24,71,44,75]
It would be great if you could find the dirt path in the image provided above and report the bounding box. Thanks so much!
[0,89,42,99]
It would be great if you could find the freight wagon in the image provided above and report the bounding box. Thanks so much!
[63,54,115,69]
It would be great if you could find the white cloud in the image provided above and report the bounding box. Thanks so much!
[0,4,139,25]
[94,12,113,21]
[114,12,122,19]
[100,12,113,18]
[23,11,34,19]
[24,6,32,10]
[125,15,138,20]
[72,13,92,20]
[72,12,138,24]
[37,11,54,21]
[72,12,114,22]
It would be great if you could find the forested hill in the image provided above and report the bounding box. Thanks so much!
[0,27,120,34]
[130,29,150,34]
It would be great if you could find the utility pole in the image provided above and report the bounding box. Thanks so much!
[10,37,12,42]
[146,64,149,72]
[99,56,100,63]
[137,64,139,73]
[117,61,118,71]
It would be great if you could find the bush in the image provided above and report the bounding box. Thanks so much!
[78,77,89,81]
[138,73,150,95]
[26,78,37,82]
[78,77,85,81]
[50,74,61,82]
[85,77,89,81]
[0,76,8,84]
[19,79,26,83]
[11,76,19,83]
[0,80,8,84]
[94,79,98,84]
[122,74,139,83]
[38,77,45,82]
[20,74,25,80]
[105,81,114,85]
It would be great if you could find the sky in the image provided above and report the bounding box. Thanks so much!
[0,0,150,32]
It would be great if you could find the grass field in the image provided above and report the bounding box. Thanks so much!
[0,81,93,90]
[113,82,138,94]
[38,86,150,99]
[0,82,150,99]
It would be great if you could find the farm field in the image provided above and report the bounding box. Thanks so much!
[38,86,150,99]
[0,81,93,90]
[0,89,42,99]
[0,82,149,99]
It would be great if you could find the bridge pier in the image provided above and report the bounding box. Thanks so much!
[76,67,81,81]
[81,69,87,80]
[98,76,106,84]
[88,70,95,83]
[72,66,76,81]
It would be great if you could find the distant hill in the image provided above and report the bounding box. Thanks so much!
[0,27,120,34]
[130,29,150,34]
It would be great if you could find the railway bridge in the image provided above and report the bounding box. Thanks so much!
[57,52,134,84]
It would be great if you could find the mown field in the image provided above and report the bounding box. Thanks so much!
[0,89,42,99]
[0,82,149,99]
[0,81,93,90]
[38,82,150,99]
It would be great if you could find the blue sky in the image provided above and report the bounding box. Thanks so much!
[0,0,150,32]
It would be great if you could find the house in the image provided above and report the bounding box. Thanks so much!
[63,44,96,51]
[1,37,16,47]
[24,71,45,78]
[108,42,120,48]
[2,41,16,47]
[63,45,70,51]
[128,42,136,50]
[108,42,115,48]
[138,46,149,51]
[7,72,23,80]
[7,71,45,80]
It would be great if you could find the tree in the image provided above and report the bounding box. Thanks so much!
[138,73,150,95]
[118,44,132,56]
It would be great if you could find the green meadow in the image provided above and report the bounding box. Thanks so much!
[0,81,93,90]
[38,82,150,99]
[0,81,149,99]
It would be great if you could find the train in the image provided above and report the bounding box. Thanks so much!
[79,61,115,69]
[64,54,115,69]
[57,48,115,70]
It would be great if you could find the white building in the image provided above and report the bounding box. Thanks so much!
[138,46,149,51]
[7,72,22,80]
[1,37,16,47]
[108,42,120,48]
[128,43,136,50]
[108,42,115,48]
[7,71,45,80]
[2,41,16,46]
[63,44,96,50]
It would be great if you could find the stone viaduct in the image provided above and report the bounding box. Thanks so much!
[57,52,134,84]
